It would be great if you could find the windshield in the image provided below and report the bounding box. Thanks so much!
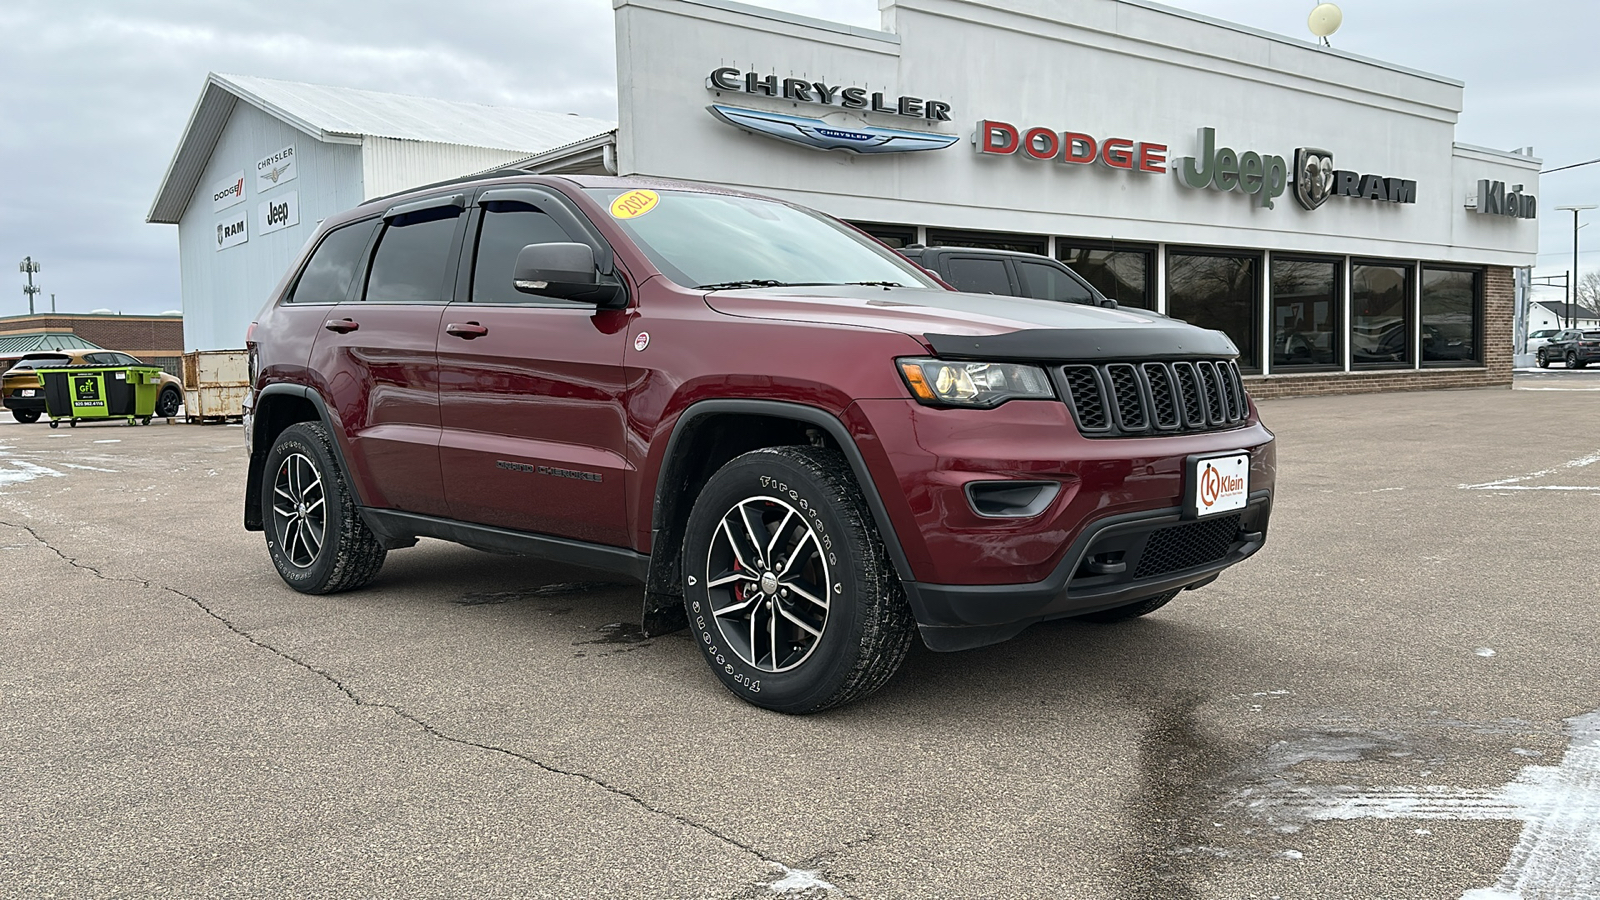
[584,188,937,291]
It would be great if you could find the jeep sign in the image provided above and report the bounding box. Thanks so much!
[257,191,300,236]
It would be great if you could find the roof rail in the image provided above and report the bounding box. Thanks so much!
[363,167,538,207]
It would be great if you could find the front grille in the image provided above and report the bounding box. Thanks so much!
[1133,513,1242,579]
[1059,360,1249,437]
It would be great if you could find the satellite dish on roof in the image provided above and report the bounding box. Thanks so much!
[90,308,114,314]
[1308,3,1342,44]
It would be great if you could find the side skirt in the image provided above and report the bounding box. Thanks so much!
[361,508,650,582]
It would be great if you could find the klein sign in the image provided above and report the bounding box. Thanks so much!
[1471,180,1537,219]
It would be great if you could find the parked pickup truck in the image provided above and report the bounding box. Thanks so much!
[244,173,1275,714]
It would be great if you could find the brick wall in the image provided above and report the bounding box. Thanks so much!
[0,314,183,361]
[1244,265,1514,400]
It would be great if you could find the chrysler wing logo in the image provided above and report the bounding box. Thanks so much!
[262,163,292,184]
[1294,147,1335,211]
[707,104,959,154]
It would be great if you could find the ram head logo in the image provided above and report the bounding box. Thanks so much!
[1294,147,1335,211]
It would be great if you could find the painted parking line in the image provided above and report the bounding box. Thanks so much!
[1459,451,1600,492]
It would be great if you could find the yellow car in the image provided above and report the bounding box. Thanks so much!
[2,349,185,424]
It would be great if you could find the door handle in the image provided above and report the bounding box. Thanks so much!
[324,318,359,334]
[446,322,489,339]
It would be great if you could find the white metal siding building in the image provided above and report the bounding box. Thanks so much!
[148,74,614,351]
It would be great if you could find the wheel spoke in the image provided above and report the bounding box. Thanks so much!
[765,508,793,561]
[769,603,778,670]
[735,502,766,567]
[776,529,819,579]
[719,519,753,571]
[712,594,760,618]
[303,496,324,515]
[274,486,294,501]
[783,581,829,611]
[749,605,760,667]
[777,604,822,637]
[706,572,755,589]
[302,518,323,554]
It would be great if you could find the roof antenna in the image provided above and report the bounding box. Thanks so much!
[1308,3,1342,47]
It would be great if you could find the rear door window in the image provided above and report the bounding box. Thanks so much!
[1016,261,1095,305]
[470,203,580,304]
[365,207,463,303]
[287,219,379,304]
[944,256,1013,295]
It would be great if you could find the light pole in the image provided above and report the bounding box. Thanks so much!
[1556,205,1596,328]
[18,256,41,315]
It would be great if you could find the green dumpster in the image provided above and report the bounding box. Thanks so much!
[37,364,162,428]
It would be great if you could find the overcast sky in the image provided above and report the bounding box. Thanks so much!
[1,0,1595,316]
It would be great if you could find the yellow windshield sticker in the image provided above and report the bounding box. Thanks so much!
[610,189,660,220]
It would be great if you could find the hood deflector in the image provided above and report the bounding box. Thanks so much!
[924,326,1239,363]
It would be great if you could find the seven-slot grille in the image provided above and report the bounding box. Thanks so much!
[1060,360,1249,437]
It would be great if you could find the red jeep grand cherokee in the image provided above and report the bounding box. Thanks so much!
[244,174,1274,713]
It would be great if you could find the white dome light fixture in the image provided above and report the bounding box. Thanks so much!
[1308,3,1343,46]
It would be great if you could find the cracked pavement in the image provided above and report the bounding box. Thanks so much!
[3,385,1599,899]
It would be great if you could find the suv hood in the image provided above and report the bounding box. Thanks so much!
[704,285,1238,361]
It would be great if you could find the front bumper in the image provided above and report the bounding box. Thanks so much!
[906,492,1271,651]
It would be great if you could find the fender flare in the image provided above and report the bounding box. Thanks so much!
[246,384,361,529]
[649,399,914,583]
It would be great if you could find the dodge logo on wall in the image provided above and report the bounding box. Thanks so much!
[1294,147,1335,210]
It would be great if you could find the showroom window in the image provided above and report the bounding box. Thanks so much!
[1270,256,1342,371]
[1167,249,1261,371]
[850,222,917,249]
[1420,266,1481,366]
[926,228,1047,255]
[1058,240,1153,309]
[1351,261,1414,368]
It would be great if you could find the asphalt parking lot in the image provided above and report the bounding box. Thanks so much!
[2,381,1598,900]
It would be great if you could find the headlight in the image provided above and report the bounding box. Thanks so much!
[896,358,1054,408]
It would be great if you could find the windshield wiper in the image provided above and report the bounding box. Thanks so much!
[696,279,820,291]
[845,281,907,288]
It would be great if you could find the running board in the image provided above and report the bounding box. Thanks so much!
[360,508,650,582]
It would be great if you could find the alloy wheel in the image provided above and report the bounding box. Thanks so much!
[271,452,327,568]
[703,495,832,673]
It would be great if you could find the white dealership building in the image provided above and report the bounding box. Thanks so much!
[154,0,1540,396]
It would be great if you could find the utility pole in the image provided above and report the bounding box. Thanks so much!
[18,256,41,315]
[50,293,56,313]
[1556,205,1596,329]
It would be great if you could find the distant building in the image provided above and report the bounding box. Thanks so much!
[146,73,615,351]
[0,313,184,373]
[1530,300,1600,332]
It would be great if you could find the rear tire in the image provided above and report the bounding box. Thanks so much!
[12,409,40,424]
[155,386,182,418]
[1569,351,1588,369]
[1075,588,1181,623]
[681,445,914,714]
[260,422,386,594]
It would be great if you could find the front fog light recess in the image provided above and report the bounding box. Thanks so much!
[897,358,1054,408]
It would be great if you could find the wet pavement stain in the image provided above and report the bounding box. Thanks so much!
[574,622,651,645]
[454,582,625,606]
[1117,693,1239,900]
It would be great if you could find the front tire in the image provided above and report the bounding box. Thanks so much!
[260,422,386,594]
[12,409,40,424]
[1536,351,1549,368]
[681,446,914,714]
[155,386,182,418]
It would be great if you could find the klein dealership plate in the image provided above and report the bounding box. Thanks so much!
[1187,452,1249,518]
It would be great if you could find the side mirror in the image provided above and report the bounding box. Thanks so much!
[1098,297,1118,309]
[513,242,626,308]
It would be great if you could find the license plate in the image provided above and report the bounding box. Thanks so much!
[19,389,35,397]
[1187,452,1250,518]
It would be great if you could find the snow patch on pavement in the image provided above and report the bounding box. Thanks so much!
[0,459,65,487]
[767,864,837,895]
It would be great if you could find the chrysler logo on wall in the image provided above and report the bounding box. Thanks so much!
[707,105,960,155]
[1295,147,1335,210]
